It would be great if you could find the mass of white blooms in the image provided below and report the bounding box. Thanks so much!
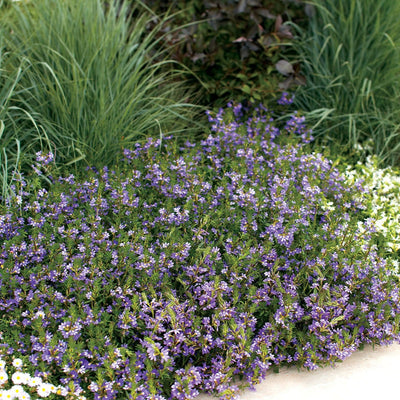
[0,355,86,400]
[344,155,400,254]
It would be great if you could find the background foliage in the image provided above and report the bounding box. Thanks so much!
[290,0,400,167]
[135,0,308,108]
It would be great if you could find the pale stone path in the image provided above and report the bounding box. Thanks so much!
[196,343,400,400]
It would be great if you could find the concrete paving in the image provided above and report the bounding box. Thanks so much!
[196,343,400,400]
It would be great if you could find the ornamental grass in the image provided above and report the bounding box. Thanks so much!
[0,0,204,202]
[290,0,400,166]
[0,101,399,399]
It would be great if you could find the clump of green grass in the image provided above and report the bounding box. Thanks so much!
[290,0,400,166]
[0,27,49,201]
[0,0,204,180]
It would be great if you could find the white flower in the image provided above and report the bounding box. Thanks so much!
[11,372,28,386]
[37,383,52,398]
[353,142,364,151]
[9,385,24,398]
[61,365,70,374]
[57,387,68,397]
[27,376,42,388]
[0,371,8,385]
[88,382,98,392]
[374,217,388,234]
[0,360,5,370]
[47,383,57,394]
[11,360,23,370]
[1,390,15,400]
[33,311,45,320]
[18,392,30,400]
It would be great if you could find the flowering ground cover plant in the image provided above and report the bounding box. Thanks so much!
[343,154,400,255]
[0,353,72,399]
[0,101,400,399]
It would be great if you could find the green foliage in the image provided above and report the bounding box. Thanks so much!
[0,0,11,9]
[290,0,400,166]
[0,27,45,202]
[0,0,205,184]
[137,0,307,108]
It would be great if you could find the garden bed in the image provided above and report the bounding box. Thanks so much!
[0,102,399,400]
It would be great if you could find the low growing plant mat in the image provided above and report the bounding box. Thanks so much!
[0,103,400,399]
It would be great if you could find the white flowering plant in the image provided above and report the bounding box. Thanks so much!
[316,135,400,265]
[0,353,84,400]
[338,153,400,264]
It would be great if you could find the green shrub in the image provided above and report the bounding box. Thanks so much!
[290,0,400,166]
[0,0,204,179]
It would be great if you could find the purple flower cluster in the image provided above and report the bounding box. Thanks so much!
[277,92,294,106]
[0,103,399,400]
